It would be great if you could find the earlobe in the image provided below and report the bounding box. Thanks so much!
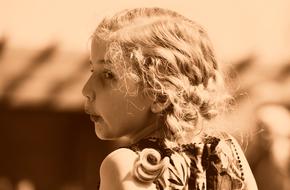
[151,99,171,113]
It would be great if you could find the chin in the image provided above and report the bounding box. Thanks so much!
[93,123,110,140]
[94,127,118,141]
[94,130,109,140]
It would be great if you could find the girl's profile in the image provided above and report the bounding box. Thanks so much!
[82,7,258,190]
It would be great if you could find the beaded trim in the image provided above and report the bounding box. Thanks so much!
[229,138,245,181]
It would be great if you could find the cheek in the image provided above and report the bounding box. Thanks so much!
[104,98,133,121]
[102,96,148,126]
[97,94,128,120]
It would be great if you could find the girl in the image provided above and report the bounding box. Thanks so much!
[82,7,258,190]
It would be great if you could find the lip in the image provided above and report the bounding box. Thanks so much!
[90,114,102,123]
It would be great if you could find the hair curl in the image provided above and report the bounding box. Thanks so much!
[92,8,231,144]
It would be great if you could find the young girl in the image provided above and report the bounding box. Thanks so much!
[82,7,258,190]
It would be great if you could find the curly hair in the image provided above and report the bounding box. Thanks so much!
[92,7,230,144]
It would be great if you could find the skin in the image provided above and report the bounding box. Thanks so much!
[82,38,161,143]
[83,38,258,190]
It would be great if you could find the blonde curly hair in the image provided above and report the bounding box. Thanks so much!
[92,8,230,144]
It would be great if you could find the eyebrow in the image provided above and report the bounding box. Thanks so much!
[89,59,113,65]
[89,59,106,65]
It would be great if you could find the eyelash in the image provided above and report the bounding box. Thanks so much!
[103,70,115,80]
[90,68,115,81]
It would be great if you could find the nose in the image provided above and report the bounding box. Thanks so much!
[82,77,95,102]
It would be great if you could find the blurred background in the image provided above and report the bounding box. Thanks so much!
[0,0,289,189]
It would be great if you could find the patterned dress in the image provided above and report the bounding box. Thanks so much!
[98,133,246,190]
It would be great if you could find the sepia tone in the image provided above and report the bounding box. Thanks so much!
[0,1,289,190]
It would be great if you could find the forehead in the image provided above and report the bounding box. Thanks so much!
[90,38,107,63]
[89,39,126,76]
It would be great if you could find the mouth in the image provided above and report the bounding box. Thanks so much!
[90,114,102,123]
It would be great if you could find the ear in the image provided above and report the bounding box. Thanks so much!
[150,99,171,113]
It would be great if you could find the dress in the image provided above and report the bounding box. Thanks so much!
[98,133,246,190]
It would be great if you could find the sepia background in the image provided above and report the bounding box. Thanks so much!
[0,0,289,189]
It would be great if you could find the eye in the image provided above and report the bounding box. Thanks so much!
[103,70,115,79]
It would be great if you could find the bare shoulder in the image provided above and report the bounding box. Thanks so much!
[224,133,258,190]
[100,148,138,174]
[99,148,156,190]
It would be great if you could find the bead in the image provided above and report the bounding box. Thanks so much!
[229,139,245,181]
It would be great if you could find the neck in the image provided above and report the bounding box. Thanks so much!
[125,121,165,145]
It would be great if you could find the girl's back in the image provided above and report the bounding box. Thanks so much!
[99,133,257,190]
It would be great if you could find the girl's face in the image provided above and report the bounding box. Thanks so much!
[82,39,156,141]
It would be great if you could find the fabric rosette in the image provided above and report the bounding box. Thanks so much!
[133,148,169,183]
